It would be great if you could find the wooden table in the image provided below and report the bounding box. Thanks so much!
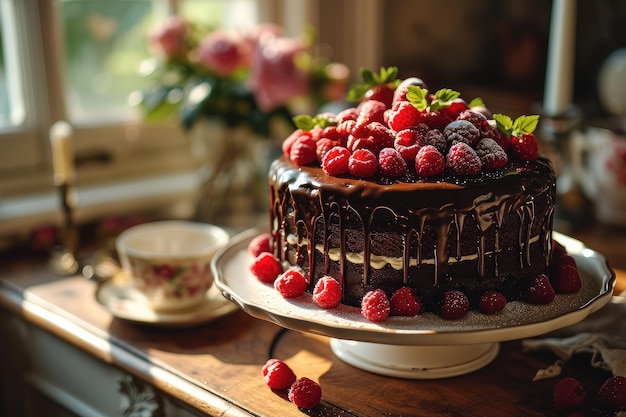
[0,250,624,417]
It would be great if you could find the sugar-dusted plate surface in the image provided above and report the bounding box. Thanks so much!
[96,277,239,328]
[212,229,615,346]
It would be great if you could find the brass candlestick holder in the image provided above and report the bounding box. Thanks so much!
[49,181,80,275]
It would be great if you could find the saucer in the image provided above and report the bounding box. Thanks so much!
[95,277,239,328]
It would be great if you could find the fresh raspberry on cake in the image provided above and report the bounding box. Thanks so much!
[248,233,271,257]
[524,274,555,304]
[364,122,395,152]
[477,290,507,314]
[392,76,427,107]
[288,377,322,409]
[442,98,469,120]
[439,290,470,320]
[250,252,282,284]
[444,119,481,147]
[553,377,587,410]
[378,147,407,178]
[349,148,378,178]
[356,99,387,127]
[480,120,510,151]
[597,376,626,411]
[336,107,359,123]
[262,359,297,390]
[553,264,582,294]
[290,135,317,166]
[282,129,311,158]
[424,128,447,153]
[417,110,451,130]
[361,289,391,322]
[415,145,445,177]
[390,287,422,316]
[446,142,482,175]
[312,276,342,309]
[456,109,488,130]
[315,138,338,163]
[475,138,508,169]
[321,146,350,176]
[394,128,425,161]
[510,133,539,161]
[387,101,421,132]
[274,269,307,298]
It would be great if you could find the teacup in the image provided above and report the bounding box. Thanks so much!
[116,220,229,311]
[572,119,626,225]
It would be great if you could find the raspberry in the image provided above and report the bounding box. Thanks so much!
[442,98,469,120]
[248,233,271,257]
[361,289,391,322]
[348,148,378,178]
[356,99,387,126]
[274,269,307,298]
[250,252,282,284]
[477,290,507,314]
[337,119,356,136]
[366,85,395,108]
[456,109,488,130]
[424,129,447,153]
[510,133,539,161]
[288,377,322,409]
[444,119,480,147]
[378,147,407,178]
[439,290,469,320]
[597,376,626,411]
[392,77,427,107]
[415,145,445,177]
[315,138,338,163]
[335,107,359,123]
[475,138,508,169]
[552,240,568,259]
[480,120,510,151]
[387,101,421,132]
[282,129,311,158]
[262,359,297,390]
[553,377,587,410]
[394,128,425,161]
[321,146,350,176]
[446,142,482,175]
[289,135,317,166]
[524,274,555,304]
[390,287,422,316]
[312,276,342,309]
[417,110,451,130]
[553,264,582,294]
[556,254,577,269]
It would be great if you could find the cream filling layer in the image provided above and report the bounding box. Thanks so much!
[286,233,540,270]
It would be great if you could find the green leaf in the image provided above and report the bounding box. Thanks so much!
[512,115,539,136]
[467,97,485,108]
[430,88,460,111]
[406,86,429,111]
[493,113,514,137]
[293,115,317,131]
[346,84,370,102]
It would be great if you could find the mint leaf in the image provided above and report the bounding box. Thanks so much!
[430,88,460,111]
[406,86,429,111]
[493,113,514,137]
[512,115,539,136]
[467,97,485,108]
[293,115,317,131]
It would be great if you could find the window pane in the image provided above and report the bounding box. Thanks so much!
[0,5,9,127]
[0,0,25,129]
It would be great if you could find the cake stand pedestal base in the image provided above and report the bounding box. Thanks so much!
[330,339,500,379]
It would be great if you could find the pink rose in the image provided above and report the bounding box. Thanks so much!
[197,30,250,76]
[149,16,189,59]
[248,35,310,111]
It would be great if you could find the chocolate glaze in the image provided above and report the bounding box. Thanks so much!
[268,156,556,310]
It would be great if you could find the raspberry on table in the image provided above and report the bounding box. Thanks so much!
[378,147,407,178]
[477,290,507,314]
[390,287,422,316]
[321,146,350,176]
[439,290,469,320]
[289,135,317,166]
[446,142,482,175]
[250,252,282,284]
[312,276,342,309]
[510,133,539,161]
[597,376,626,411]
[524,274,556,304]
[553,377,587,410]
[361,289,391,322]
[248,233,271,257]
[262,358,297,390]
[553,264,582,294]
[415,145,445,177]
[288,377,322,409]
[348,148,378,178]
[274,269,307,298]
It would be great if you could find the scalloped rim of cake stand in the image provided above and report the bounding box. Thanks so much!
[212,229,616,378]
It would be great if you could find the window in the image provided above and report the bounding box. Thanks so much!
[0,0,308,238]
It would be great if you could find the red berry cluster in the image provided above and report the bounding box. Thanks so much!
[284,67,541,181]
[552,376,626,413]
[262,359,322,409]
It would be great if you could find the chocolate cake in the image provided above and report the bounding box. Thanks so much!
[267,68,559,314]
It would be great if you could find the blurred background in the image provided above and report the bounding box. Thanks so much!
[1,0,625,258]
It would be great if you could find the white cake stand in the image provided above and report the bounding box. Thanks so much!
[212,228,616,379]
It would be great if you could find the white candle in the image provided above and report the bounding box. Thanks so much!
[49,121,75,186]
[543,0,577,117]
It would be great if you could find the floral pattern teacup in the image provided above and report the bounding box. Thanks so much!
[116,221,229,311]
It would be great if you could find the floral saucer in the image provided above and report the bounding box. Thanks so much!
[96,277,238,328]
